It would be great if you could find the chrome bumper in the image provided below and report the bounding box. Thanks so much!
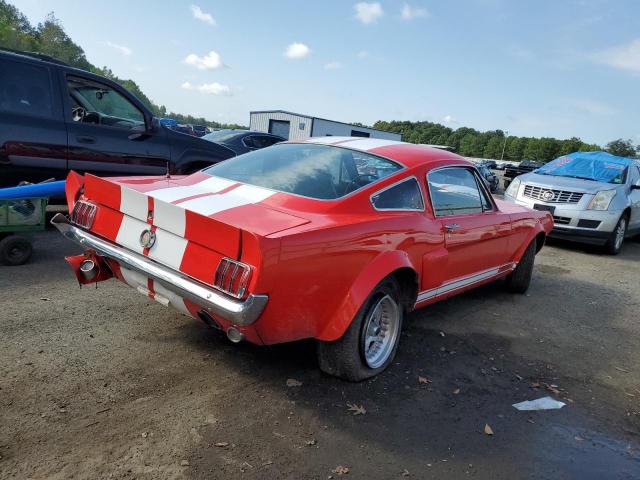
[51,214,268,326]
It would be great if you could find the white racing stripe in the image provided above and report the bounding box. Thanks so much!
[178,184,274,217]
[153,200,186,237]
[147,229,188,271]
[115,216,146,255]
[305,136,355,145]
[146,176,236,203]
[119,267,191,316]
[120,186,149,221]
[340,138,403,151]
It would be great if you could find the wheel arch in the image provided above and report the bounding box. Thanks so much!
[316,250,418,342]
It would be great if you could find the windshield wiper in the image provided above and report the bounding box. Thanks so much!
[566,175,598,182]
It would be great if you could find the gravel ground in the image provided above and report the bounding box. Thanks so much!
[1,229,639,480]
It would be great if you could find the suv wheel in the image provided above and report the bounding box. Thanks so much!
[604,214,628,255]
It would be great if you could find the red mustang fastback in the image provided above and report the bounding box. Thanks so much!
[54,137,552,380]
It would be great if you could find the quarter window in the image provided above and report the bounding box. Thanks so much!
[427,168,487,216]
[0,58,55,119]
[371,178,424,211]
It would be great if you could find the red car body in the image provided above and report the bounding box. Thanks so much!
[54,137,552,376]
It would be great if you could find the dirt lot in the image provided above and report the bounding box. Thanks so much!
[1,229,639,479]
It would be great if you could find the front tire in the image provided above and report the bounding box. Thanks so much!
[317,277,403,381]
[604,214,627,255]
[505,239,536,293]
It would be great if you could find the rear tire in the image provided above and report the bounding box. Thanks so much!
[505,239,536,293]
[317,277,403,381]
[0,235,32,266]
[604,214,627,255]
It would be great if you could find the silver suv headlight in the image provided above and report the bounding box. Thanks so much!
[587,190,616,210]
[505,178,521,198]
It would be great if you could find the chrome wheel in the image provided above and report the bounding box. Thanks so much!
[615,217,627,251]
[362,294,400,369]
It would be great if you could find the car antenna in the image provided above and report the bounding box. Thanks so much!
[165,161,171,179]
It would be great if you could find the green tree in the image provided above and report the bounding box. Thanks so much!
[606,139,637,158]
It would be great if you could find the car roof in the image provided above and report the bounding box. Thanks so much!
[289,136,469,169]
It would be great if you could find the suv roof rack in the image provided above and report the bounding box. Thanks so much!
[0,47,70,66]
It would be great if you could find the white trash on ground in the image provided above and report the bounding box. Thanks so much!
[512,396,566,411]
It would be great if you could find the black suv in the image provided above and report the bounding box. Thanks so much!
[0,49,236,187]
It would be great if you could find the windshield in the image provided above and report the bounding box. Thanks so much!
[535,155,630,184]
[203,130,244,143]
[203,143,403,200]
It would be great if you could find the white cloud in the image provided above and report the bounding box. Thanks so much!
[442,115,458,124]
[570,99,616,115]
[354,2,383,24]
[190,4,216,26]
[184,51,224,70]
[104,41,132,56]
[357,50,370,59]
[592,39,640,74]
[325,61,343,70]
[401,4,428,20]
[284,42,311,59]
[181,81,231,96]
[506,45,535,61]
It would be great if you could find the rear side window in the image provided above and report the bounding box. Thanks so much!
[0,58,55,119]
[427,168,487,216]
[204,143,403,200]
[371,177,424,211]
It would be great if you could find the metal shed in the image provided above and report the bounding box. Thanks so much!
[249,110,402,141]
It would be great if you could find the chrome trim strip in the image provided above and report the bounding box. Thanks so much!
[51,214,268,326]
[415,263,516,304]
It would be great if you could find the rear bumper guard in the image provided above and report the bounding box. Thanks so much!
[51,213,267,326]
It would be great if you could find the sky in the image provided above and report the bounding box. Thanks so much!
[13,0,640,145]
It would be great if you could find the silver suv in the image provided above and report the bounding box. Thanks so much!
[504,152,640,254]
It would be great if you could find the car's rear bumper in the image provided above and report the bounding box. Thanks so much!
[51,213,267,326]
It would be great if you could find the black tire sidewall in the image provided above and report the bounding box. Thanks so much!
[0,235,32,266]
[605,214,627,255]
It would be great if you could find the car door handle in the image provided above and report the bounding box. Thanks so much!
[76,135,96,144]
[444,223,460,232]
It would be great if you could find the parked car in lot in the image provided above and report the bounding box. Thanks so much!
[504,160,543,189]
[191,124,211,137]
[53,137,552,380]
[0,49,236,187]
[504,151,640,254]
[202,129,285,155]
[477,163,499,193]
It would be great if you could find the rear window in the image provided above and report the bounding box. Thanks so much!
[203,143,403,200]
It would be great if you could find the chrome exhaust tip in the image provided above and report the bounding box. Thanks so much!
[226,326,245,343]
[79,259,98,281]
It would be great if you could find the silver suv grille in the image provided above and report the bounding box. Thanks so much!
[523,185,583,204]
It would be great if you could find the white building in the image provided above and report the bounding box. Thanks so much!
[249,110,402,141]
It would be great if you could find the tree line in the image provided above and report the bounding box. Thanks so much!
[2,1,638,161]
[373,121,638,163]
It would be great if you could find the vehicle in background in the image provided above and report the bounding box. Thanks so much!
[477,163,499,193]
[54,137,552,381]
[481,160,498,170]
[159,118,178,128]
[202,129,285,155]
[191,125,211,137]
[0,49,236,187]
[495,162,513,171]
[171,124,195,136]
[503,160,543,189]
[504,151,640,254]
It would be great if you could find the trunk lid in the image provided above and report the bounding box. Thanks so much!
[83,173,310,260]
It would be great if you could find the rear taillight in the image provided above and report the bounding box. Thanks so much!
[214,258,252,299]
[70,200,97,229]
